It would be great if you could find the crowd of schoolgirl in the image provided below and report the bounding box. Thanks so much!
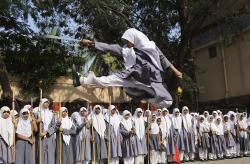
[1,99,249,164]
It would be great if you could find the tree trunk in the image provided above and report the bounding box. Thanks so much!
[171,0,190,108]
[0,57,12,106]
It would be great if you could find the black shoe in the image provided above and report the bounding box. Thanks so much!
[190,159,195,162]
[181,160,185,163]
[72,64,81,87]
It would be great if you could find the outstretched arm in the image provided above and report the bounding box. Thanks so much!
[82,39,122,56]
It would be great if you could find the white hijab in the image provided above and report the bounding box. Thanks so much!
[172,108,182,133]
[76,107,88,140]
[239,113,248,138]
[161,108,172,137]
[38,98,53,131]
[0,106,14,147]
[10,110,18,117]
[203,111,209,123]
[60,107,72,145]
[156,109,162,117]
[133,108,145,140]
[105,105,121,136]
[150,114,159,134]
[16,106,32,138]
[182,106,192,133]
[223,115,231,132]
[215,117,224,135]
[121,110,133,132]
[198,115,210,134]
[208,115,218,132]
[92,105,106,138]
[121,28,163,71]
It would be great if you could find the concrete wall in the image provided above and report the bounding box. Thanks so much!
[192,27,250,103]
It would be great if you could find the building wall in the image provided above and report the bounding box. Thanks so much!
[192,27,250,103]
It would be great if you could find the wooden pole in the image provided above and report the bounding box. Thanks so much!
[59,97,62,164]
[81,104,89,164]
[108,97,111,164]
[31,97,34,154]
[147,103,150,164]
[39,89,42,164]
[91,106,96,164]
[12,90,15,163]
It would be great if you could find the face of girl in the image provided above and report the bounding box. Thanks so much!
[124,40,134,48]
[175,111,179,116]
[22,112,29,120]
[125,114,130,120]
[43,102,49,109]
[224,117,228,122]
[217,118,221,124]
[204,113,208,117]
[146,112,150,117]
[2,110,10,119]
[111,109,116,115]
[195,115,198,119]
[157,118,161,126]
[200,118,204,123]
[163,110,168,116]
[137,111,142,117]
[183,109,188,115]
[213,113,217,117]
[231,115,235,121]
[81,110,87,117]
[151,115,156,122]
[95,107,101,115]
[62,110,67,118]
[157,111,161,115]
[240,115,244,120]
[209,116,214,123]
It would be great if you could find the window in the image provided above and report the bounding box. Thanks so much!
[209,46,217,59]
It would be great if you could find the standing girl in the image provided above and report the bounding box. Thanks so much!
[16,106,38,164]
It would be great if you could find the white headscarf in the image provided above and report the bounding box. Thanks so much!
[156,109,162,117]
[161,108,172,137]
[16,107,32,138]
[23,105,32,121]
[121,110,132,132]
[121,28,163,71]
[199,115,210,134]
[76,107,88,140]
[182,106,193,133]
[0,106,14,147]
[172,108,182,133]
[60,107,72,145]
[10,110,18,117]
[223,115,231,132]
[215,117,224,135]
[203,111,209,123]
[38,98,53,131]
[208,115,218,132]
[239,113,248,138]
[150,114,159,134]
[105,105,121,136]
[144,109,151,122]
[102,108,108,116]
[92,105,106,138]
[133,108,145,140]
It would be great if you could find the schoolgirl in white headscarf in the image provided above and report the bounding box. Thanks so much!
[104,105,122,164]
[91,105,108,163]
[181,106,195,162]
[172,108,185,161]
[156,109,162,117]
[56,107,75,164]
[132,108,147,163]
[223,115,235,158]
[238,113,249,156]
[0,106,15,163]
[16,106,38,164]
[215,117,226,159]
[120,110,135,164]
[203,111,209,123]
[198,115,210,161]
[208,115,218,160]
[144,109,151,122]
